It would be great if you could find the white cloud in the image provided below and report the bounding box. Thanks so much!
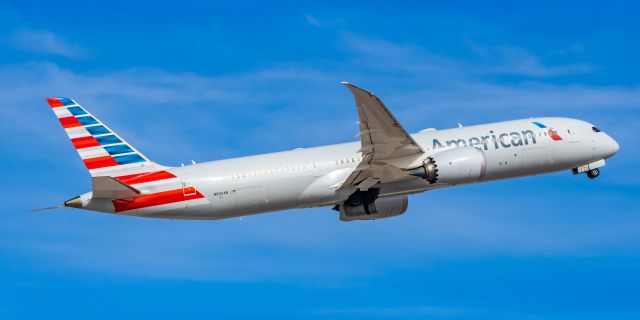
[310,305,465,317]
[1,54,639,171]
[342,35,593,78]
[468,43,593,77]
[305,15,322,27]
[304,14,344,28]
[8,29,88,59]
[342,35,460,76]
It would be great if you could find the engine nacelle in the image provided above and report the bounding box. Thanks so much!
[411,147,487,185]
[338,191,408,221]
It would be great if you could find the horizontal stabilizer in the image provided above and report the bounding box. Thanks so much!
[91,176,140,199]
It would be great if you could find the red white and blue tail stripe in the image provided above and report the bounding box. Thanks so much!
[47,97,164,177]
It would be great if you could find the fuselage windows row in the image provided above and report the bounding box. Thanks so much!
[231,165,308,179]
[335,156,361,165]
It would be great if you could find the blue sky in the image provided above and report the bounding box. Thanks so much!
[1,1,639,319]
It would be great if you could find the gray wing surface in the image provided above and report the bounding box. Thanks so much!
[339,83,425,190]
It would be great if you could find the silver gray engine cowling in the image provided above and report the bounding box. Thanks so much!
[337,190,408,221]
[411,147,487,185]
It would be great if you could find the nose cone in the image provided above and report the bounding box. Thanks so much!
[606,135,620,158]
[611,138,620,155]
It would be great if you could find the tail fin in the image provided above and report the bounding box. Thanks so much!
[47,97,165,177]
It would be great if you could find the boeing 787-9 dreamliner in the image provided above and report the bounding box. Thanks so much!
[43,83,619,221]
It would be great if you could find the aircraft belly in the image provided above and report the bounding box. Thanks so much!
[186,173,319,218]
[377,178,441,197]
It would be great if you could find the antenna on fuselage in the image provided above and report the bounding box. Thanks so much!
[458,123,463,128]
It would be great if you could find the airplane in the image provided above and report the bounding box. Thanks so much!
[43,83,619,221]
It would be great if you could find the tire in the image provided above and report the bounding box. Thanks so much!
[587,168,600,179]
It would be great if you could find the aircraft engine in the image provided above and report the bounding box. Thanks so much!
[411,147,487,185]
[337,190,408,221]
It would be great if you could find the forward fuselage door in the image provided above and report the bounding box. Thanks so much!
[566,125,579,143]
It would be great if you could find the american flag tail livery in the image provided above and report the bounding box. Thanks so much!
[46,97,166,177]
[45,98,209,215]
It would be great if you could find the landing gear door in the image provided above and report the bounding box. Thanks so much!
[235,185,265,212]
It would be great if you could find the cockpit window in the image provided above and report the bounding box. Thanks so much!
[592,126,601,133]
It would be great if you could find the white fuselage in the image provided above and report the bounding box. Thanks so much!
[79,117,618,220]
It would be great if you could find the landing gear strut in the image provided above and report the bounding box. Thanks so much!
[587,168,600,179]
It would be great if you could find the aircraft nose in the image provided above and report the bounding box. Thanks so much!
[611,137,620,155]
[606,134,620,157]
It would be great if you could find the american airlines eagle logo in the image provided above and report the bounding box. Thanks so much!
[532,121,563,141]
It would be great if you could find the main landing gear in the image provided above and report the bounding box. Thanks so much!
[586,168,600,179]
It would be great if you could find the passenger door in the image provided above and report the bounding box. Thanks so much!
[566,125,579,143]
[180,176,198,209]
[181,177,197,197]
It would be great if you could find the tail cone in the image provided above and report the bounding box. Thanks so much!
[64,196,82,208]
[409,166,426,178]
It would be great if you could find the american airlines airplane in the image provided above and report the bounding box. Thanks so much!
[44,83,619,221]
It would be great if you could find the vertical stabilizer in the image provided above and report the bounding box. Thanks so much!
[46,97,166,177]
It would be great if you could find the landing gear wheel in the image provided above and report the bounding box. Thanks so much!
[587,168,600,179]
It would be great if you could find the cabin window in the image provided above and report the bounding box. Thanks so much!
[592,126,601,132]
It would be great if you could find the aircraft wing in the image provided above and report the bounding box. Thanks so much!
[339,83,425,190]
